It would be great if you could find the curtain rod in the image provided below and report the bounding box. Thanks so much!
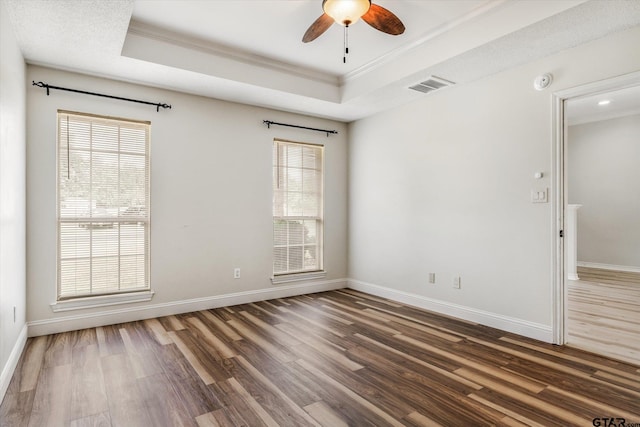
[32,81,172,112]
[263,120,338,137]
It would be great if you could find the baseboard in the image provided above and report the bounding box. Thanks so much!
[577,261,640,273]
[0,323,28,405]
[28,279,347,337]
[347,279,553,343]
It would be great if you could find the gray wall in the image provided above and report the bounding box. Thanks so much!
[26,66,348,333]
[568,114,640,268]
[0,0,27,399]
[348,26,640,336]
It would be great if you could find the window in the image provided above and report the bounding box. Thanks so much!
[57,111,150,300]
[273,139,324,276]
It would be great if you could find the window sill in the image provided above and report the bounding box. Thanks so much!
[50,290,154,313]
[271,271,326,284]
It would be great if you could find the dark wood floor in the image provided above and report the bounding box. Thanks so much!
[1,290,639,426]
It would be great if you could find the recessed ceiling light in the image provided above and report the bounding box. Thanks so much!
[598,100,611,106]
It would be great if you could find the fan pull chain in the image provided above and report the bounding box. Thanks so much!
[343,24,349,63]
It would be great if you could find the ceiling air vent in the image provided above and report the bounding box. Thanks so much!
[409,76,454,94]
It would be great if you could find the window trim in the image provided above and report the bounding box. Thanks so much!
[271,270,326,284]
[56,110,151,302]
[272,139,324,278]
[50,290,154,312]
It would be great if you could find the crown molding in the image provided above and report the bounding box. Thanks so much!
[127,21,339,87]
[567,108,640,126]
[341,0,508,85]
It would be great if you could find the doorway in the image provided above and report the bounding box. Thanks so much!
[553,72,640,365]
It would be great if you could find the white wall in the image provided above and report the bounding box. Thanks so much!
[0,0,27,401]
[348,26,640,341]
[26,66,348,335]
[568,114,640,268]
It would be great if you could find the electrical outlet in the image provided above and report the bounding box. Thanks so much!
[428,273,436,284]
[453,276,461,289]
[233,268,241,279]
[13,306,16,323]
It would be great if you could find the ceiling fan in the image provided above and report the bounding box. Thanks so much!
[302,0,405,62]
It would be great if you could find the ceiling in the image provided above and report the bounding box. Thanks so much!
[4,0,640,122]
[566,84,640,126]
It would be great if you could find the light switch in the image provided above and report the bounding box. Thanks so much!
[531,188,548,203]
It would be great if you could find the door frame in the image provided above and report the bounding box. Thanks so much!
[551,70,640,345]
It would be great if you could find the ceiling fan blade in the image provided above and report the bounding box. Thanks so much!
[362,3,405,35]
[302,13,334,43]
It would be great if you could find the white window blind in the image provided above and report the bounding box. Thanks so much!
[57,111,150,300]
[273,139,323,275]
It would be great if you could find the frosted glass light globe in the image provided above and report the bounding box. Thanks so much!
[323,0,371,26]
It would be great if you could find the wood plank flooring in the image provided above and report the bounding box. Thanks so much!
[576,266,640,286]
[2,289,639,426]
[567,267,640,366]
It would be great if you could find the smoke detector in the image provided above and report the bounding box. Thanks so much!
[409,76,455,94]
[533,73,553,91]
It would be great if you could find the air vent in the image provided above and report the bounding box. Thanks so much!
[409,76,454,94]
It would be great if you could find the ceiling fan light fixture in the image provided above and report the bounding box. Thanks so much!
[323,0,371,26]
